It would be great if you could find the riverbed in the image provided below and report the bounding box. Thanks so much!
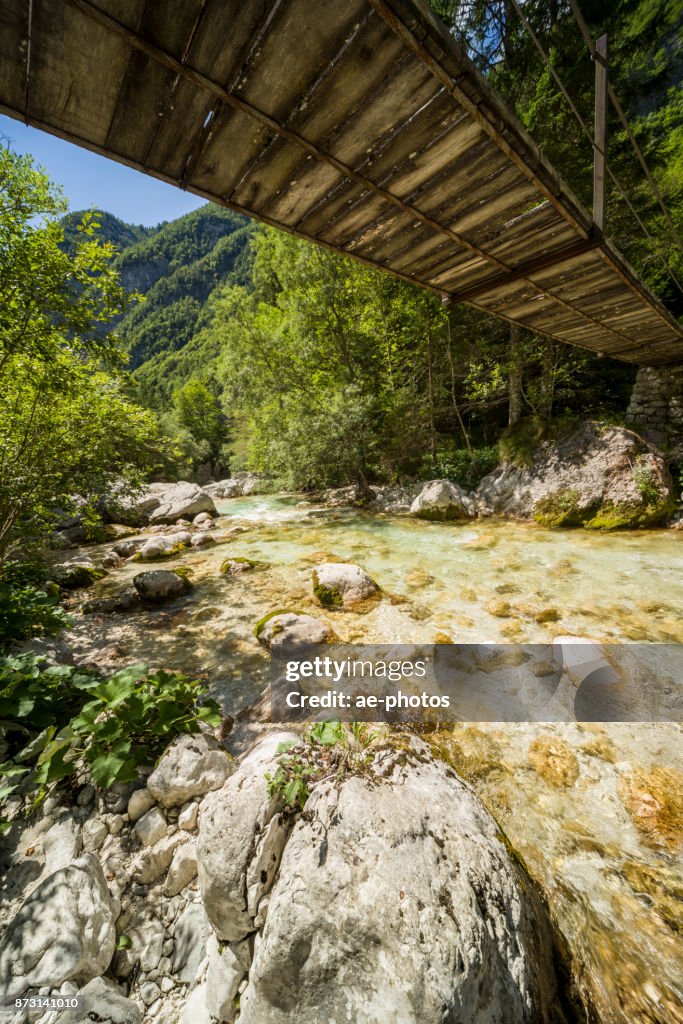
[63,495,683,1023]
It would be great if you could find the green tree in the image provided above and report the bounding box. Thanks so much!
[0,351,172,557]
[171,377,229,476]
[0,146,129,375]
[0,145,174,558]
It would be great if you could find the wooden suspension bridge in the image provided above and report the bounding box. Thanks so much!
[1,0,682,364]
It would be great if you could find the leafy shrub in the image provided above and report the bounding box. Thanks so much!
[429,446,499,491]
[633,458,663,505]
[265,720,380,810]
[0,584,70,646]
[0,656,222,822]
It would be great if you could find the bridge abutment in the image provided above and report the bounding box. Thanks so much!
[627,364,683,440]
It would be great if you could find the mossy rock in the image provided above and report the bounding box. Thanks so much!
[533,491,674,531]
[53,563,107,589]
[583,496,675,530]
[254,608,304,639]
[221,557,263,576]
[532,490,584,529]
[131,541,190,562]
[414,506,467,523]
[311,572,344,609]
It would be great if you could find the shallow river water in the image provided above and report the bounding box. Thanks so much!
[66,495,682,1023]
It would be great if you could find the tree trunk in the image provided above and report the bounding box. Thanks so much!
[540,339,555,418]
[508,323,523,426]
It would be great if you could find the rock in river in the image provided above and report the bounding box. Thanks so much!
[311,562,379,609]
[255,611,336,651]
[148,482,217,524]
[475,421,674,529]
[133,569,191,603]
[410,479,474,521]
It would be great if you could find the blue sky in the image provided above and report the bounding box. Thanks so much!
[0,114,207,227]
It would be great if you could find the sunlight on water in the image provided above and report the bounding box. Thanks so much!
[65,495,682,1023]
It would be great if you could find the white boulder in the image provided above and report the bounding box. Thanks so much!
[197,732,298,941]
[410,479,473,520]
[0,855,116,997]
[148,482,217,524]
[311,562,379,609]
[147,734,232,807]
[255,611,336,651]
[234,740,564,1024]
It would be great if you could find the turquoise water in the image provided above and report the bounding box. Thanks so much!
[65,495,682,1021]
[67,494,682,712]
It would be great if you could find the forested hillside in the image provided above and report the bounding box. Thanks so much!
[62,205,253,407]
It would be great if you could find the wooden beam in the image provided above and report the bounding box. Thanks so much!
[443,234,603,304]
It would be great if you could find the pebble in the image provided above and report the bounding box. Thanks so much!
[160,977,174,993]
[136,807,167,847]
[140,981,161,1006]
[82,818,108,852]
[128,788,156,823]
[76,784,96,807]
[162,939,174,957]
[178,802,198,831]
[108,814,125,835]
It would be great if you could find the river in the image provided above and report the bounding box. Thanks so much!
[64,494,683,1023]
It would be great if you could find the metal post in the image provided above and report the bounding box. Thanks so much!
[593,33,608,233]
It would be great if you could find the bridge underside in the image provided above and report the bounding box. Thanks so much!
[1,0,682,364]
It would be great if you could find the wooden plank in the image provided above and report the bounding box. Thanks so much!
[27,0,136,145]
[233,0,366,122]
[0,0,30,114]
[296,91,463,233]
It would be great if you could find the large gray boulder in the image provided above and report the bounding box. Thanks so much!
[196,736,570,1024]
[410,479,474,520]
[205,479,243,499]
[197,733,298,942]
[0,855,116,997]
[475,421,673,528]
[147,733,233,807]
[311,562,379,609]
[133,569,190,603]
[148,482,217,524]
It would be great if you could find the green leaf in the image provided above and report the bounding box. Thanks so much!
[309,719,344,746]
[276,740,296,754]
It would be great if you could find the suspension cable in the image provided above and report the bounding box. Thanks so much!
[569,0,683,255]
[504,0,683,299]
